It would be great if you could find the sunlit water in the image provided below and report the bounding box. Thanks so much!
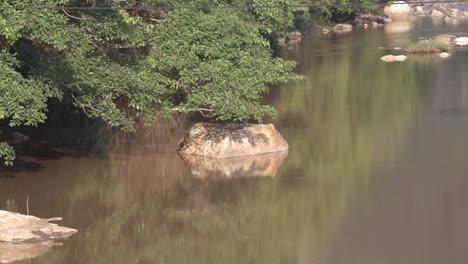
[1,18,468,264]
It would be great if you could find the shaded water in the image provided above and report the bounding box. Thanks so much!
[2,18,468,263]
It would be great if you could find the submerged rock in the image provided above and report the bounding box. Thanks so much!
[180,151,288,179]
[0,241,57,263]
[381,55,407,62]
[177,123,288,158]
[384,1,411,19]
[0,210,77,243]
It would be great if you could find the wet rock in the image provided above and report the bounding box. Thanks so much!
[384,1,412,19]
[180,151,288,179]
[454,37,468,46]
[429,34,456,45]
[177,123,289,158]
[333,23,353,32]
[0,241,57,263]
[381,55,407,62]
[0,210,77,243]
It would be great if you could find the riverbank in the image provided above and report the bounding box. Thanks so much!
[280,1,468,45]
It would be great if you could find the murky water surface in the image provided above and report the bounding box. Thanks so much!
[2,18,468,264]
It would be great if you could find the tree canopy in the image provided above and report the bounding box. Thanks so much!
[0,0,383,165]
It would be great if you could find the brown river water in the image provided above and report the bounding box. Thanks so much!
[2,18,468,264]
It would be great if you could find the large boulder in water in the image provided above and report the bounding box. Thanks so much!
[0,211,77,243]
[384,1,411,19]
[177,123,289,158]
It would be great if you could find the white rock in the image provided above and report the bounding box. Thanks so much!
[438,52,450,58]
[381,55,407,62]
[455,37,468,46]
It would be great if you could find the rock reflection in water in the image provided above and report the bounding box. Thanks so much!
[384,20,413,34]
[180,151,288,179]
[0,241,57,263]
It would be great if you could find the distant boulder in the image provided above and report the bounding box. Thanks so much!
[177,123,289,158]
[412,6,429,16]
[384,1,412,19]
[333,23,353,32]
[450,9,465,19]
[431,9,445,18]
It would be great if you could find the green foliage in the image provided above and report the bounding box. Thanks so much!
[295,0,381,25]
[0,0,304,165]
[150,9,301,122]
[408,40,449,54]
[0,142,15,166]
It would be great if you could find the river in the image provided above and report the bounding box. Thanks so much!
[1,17,468,264]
